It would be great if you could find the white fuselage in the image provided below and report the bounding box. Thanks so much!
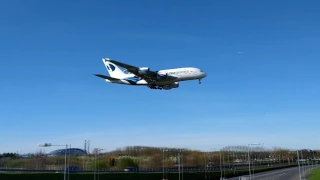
[156,67,206,84]
[107,67,206,86]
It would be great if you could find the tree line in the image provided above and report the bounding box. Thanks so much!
[0,145,319,170]
[0,153,19,159]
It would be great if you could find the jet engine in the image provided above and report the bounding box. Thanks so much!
[162,82,179,90]
[138,67,150,75]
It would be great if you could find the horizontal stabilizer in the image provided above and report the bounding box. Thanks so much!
[94,74,120,81]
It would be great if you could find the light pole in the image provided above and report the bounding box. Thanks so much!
[162,149,165,180]
[297,150,302,180]
[204,150,207,179]
[140,147,144,170]
[94,148,105,180]
[68,144,71,180]
[178,149,184,180]
[165,149,169,180]
[181,150,184,180]
[38,143,68,180]
[248,143,262,180]
[162,149,169,180]
[300,151,306,180]
[220,150,222,180]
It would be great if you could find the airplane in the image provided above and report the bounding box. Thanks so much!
[94,58,207,90]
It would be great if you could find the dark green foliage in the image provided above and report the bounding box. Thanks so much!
[5,159,27,168]
[0,164,298,180]
[87,159,109,170]
[0,172,219,180]
[116,157,139,169]
[109,158,116,166]
[0,153,19,159]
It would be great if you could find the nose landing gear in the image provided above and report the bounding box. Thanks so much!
[199,79,202,84]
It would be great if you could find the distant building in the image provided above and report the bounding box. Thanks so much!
[48,148,88,156]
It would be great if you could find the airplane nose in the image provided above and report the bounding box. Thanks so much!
[203,72,207,77]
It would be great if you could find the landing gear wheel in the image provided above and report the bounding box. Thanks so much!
[199,79,202,84]
[149,85,164,90]
[148,85,156,89]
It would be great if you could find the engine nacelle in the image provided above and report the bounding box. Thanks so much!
[138,67,150,75]
[162,82,179,90]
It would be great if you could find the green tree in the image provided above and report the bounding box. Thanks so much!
[109,158,116,167]
[116,157,138,169]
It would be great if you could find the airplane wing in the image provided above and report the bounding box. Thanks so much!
[106,60,178,83]
[94,74,121,82]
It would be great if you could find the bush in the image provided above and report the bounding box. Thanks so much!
[116,157,139,169]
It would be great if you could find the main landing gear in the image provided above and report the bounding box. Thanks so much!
[149,85,163,90]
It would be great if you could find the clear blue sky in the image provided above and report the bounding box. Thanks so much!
[1,0,319,154]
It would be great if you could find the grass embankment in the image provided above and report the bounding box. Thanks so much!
[307,168,320,180]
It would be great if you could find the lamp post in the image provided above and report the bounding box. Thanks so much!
[94,148,105,180]
[204,150,207,179]
[248,143,262,180]
[162,149,165,180]
[38,143,68,180]
[181,150,184,180]
[220,150,223,180]
[178,149,184,180]
[162,149,169,180]
[297,150,302,180]
[140,147,144,170]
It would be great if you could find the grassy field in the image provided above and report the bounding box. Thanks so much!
[307,168,320,180]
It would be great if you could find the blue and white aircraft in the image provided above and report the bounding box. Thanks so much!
[94,58,207,90]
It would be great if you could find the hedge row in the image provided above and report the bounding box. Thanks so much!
[0,164,297,180]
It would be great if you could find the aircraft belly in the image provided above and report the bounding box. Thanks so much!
[178,74,198,81]
[177,75,191,81]
[155,80,175,85]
